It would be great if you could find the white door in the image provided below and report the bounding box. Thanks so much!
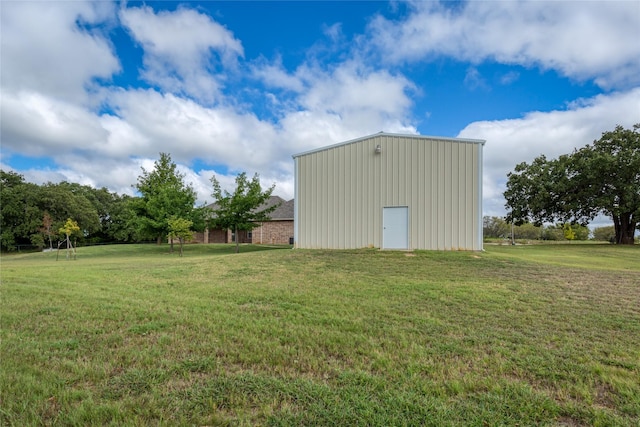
[383,207,408,249]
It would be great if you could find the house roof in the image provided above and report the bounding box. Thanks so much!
[207,195,294,221]
[268,197,294,220]
[292,131,486,159]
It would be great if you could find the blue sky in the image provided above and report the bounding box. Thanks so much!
[1,0,639,224]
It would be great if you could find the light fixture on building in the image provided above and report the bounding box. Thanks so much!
[375,145,382,154]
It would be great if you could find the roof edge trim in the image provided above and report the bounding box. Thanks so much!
[292,132,486,158]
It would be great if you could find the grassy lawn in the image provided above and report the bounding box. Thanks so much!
[1,243,639,426]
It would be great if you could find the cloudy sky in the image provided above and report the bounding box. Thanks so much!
[2,1,639,222]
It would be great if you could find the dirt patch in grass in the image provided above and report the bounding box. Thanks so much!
[594,382,617,409]
[556,416,587,427]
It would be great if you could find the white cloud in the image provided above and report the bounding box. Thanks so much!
[250,59,419,154]
[300,62,415,116]
[323,22,344,43]
[499,71,520,85]
[119,5,244,102]
[251,56,306,92]
[458,88,640,218]
[101,87,302,202]
[4,0,635,225]
[1,91,109,156]
[0,2,418,204]
[463,67,489,91]
[2,71,416,205]
[0,1,119,104]
[99,115,152,157]
[183,168,293,206]
[369,1,640,88]
[105,88,281,169]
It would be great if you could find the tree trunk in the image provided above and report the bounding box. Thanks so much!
[157,235,162,245]
[235,225,240,253]
[614,213,636,245]
[66,234,74,259]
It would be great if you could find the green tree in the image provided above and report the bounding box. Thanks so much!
[0,171,44,251]
[1,171,139,249]
[167,217,194,257]
[513,222,541,240]
[593,225,616,243]
[210,172,277,253]
[103,195,142,243]
[505,124,639,244]
[73,187,142,244]
[483,216,510,239]
[572,223,590,240]
[61,184,120,243]
[540,225,563,241]
[135,153,206,250]
[1,170,26,250]
[38,182,101,241]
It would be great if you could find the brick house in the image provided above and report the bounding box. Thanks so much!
[192,196,294,245]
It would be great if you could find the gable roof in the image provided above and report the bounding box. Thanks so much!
[268,197,294,220]
[207,195,293,221]
[292,131,486,159]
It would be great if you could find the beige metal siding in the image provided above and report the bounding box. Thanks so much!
[294,134,483,250]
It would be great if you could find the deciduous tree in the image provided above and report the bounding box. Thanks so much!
[103,195,142,243]
[135,153,207,250]
[40,212,54,250]
[0,171,43,251]
[168,217,194,257]
[483,216,509,239]
[1,171,142,249]
[58,218,80,260]
[38,182,101,242]
[210,172,277,253]
[513,222,541,240]
[505,124,639,244]
[593,226,616,243]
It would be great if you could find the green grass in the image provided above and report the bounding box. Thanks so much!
[1,243,639,426]
[488,242,640,271]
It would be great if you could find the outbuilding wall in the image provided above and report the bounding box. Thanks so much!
[293,133,484,250]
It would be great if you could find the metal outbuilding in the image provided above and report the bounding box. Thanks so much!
[292,132,485,250]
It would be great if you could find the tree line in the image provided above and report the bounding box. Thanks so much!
[483,216,617,242]
[1,171,140,251]
[1,153,276,253]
